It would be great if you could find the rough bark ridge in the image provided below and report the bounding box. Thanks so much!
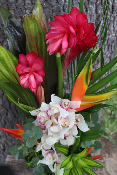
[0,0,117,162]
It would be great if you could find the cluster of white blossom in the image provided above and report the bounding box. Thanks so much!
[30,94,89,174]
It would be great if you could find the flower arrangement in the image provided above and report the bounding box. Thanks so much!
[0,0,117,174]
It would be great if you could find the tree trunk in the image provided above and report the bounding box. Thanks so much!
[0,0,117,162]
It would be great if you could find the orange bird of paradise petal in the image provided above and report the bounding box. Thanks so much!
[71,56,117,111]
[84,147,103,160]
[0,124,24,141]
[71,57,92,102]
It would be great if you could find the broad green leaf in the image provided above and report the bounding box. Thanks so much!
[83,167,97,175]
[10,147,18,155]
[54,145,69,157]
[0,46,19,83]
[0,82,38,117]
[23,123,35,131]
[33,165,44,175]
[32,0,47,32]
[0,7,26,58]
[32,157,40,167]
[81,130,102,142]
[71,167,78,175]
[82,157,104,168]
[73,146,88,161]
[61,155,72,168]
[23,15,47,59]
[91,68,101,80]
[26,136,37,148]
[32,126,43,139]
[86,70,117,94]
[71,130,81,153]
[95,84,117,94]
[90,141,102,152]
[26,118,35,123]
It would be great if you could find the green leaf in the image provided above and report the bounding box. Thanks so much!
[61,155,72,168]
[26,161,33,169]
[73,146,88,161]
[22,130,33,142]
[89,55,117,86]
[83,167,97,175]
[0,46,19,83]
[0,7,26,58]
[54,145,69,156]
[81,130,102,142]
[26,136,37,148]
[32,0,47,32]
[71,167,78,175]
[75,166,84,175]
[33,165,44,175]
[32,126,43,139]
[71,130,81,153]
[15,151,19,160]
[90,141,102,153]
[86,69,117,94]
[23,123,35,131]
[10,147,18,155]
[32,157,40,167]
[23,147,28,157]
[101,47,104,70]
[81,140,95,149]
[80,0,84,12]
[64,160,73,170]
[67,0,72,14]
[82,157,104,168]
[77,158,89,168]
[63,169,71,175]
[91,123,101,130]
[26,118,35,123]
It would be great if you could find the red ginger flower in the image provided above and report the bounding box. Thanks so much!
[16,51,45,95]
[45,7,98,57]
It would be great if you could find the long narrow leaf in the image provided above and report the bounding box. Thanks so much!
[90,56,117,86]
[67,0,72,14]
[80,0,84,12]
[86,70,117,94]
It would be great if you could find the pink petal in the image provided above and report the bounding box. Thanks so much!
[64,14,75,27]
[62,34,68,49]
[16,64,30,75]
[29,73,37,92]
[81,12,88,22]
[60,47,67,55]
[70,7,80,25]
[48,38,62,55]
[33,72,43,85]
[35,69,45,78]
[49,21,67,31]
[54,15,69,28]
[77,27,84,41]
[85,36,98,48]
[19,54,28,66]
[69,33,75,48]
[70,45,82,59]
[26,52,37,67]
[69,25,76,35]
[76,13,85,28]
[19,74,29,88]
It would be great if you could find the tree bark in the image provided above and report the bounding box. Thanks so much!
[0,0,117,162]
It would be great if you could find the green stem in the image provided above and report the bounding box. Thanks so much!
[80,0,84,12]
[56,52,63,98]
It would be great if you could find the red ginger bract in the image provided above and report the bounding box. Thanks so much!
[45,7,98,57]
[16,51,45,95]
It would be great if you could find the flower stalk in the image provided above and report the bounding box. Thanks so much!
[56,52,63,98]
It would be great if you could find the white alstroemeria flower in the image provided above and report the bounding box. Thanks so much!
[60,134,76,146]
[29,108,40,116]
[37,150,58,167]
[76,114,89,132]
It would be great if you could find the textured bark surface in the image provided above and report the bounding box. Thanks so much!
[0,0,117,163]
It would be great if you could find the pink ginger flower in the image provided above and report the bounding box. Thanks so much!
[16,51,45,95]
[45,7,98,57]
